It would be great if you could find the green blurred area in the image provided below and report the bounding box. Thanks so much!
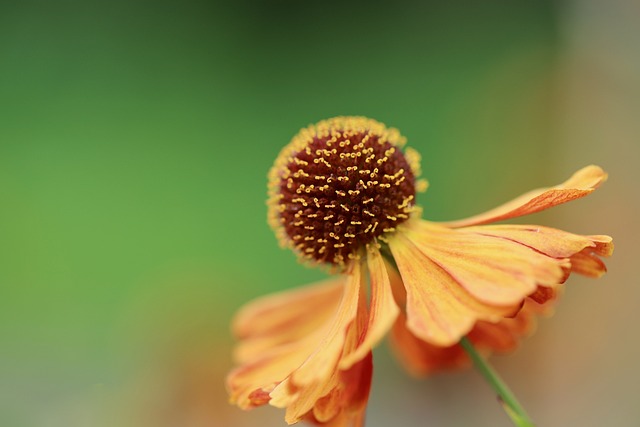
[5,1,631,426]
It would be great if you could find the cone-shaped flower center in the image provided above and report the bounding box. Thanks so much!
[269,117,418,266]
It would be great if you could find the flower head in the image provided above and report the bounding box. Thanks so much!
[268,117,426,267]
[227,117,613,426]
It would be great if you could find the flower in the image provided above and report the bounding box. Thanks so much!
[227,117,613,426]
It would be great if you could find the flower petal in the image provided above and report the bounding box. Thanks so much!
[311,352,372,426]
[586,235,615,257]
[405,221,569,306]
[528,285,557,304]
[227,334,324,409]
[232,278,345,364]
[463,224,600,258]
[441,165,607,228]
[232,278,344,340]
[388,231,517,346]
[389,298,552,376]
[339,244,400,369]
[228,266,366,418]
[281,270,371,426]
[462,225,613,279]
[269,262,364,421]
[388,312,469,376]
[570,250,608,277]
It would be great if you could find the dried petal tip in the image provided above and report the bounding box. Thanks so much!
[268,117,423,267]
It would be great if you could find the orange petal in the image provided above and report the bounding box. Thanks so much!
[528,285,557,304]
[388,312,469,376]
[232,278,344,340]
[276,330,371,425]
[388,231,517,346]
[441,165,607,228]
[228,278,347,409]
[586,235,614,257]
[405,221,569,306]
[312,352,372,425]
[232,278,345,364]
[463,224,603,258]
[468,315,532,352]
[467,297,551,352]
[462,225,613,279]
[340,245,400,369]
[270,262,363,419]
[227,334,324,409]
[570,250,608,277]
[389,298,552,376]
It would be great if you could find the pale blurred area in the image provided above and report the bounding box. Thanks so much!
[1,1,638,426]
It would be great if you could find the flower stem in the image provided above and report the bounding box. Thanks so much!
[459,337,535,427]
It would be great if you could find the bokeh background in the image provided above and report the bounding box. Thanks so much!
[1,0,638,426]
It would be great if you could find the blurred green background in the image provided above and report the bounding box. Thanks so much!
[1,0,638,426]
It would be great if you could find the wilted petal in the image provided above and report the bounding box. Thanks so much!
[441,166,607,228]
[388,231,517,347]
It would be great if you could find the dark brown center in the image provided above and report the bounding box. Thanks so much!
[275,128,416,265]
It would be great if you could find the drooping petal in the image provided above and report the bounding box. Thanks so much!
[528,285,557,304]
[570,249,608,277]
[570,234,614,278]
[467,311,535,352]
[232,278,345,364]
[299,272,370,422]
[278,263,372,426]
[586,235,615,257]
[308,411,366,427]
[460,225,613,279]
[388,312,469,376]
[309,352,372,426]
[340,244,400,369]
[302,286,372,427]
[389,298,552,376]
[441,165,607,228]
[404,221,569,306]
[269,262,364,422]
[291,263,363,386]
[469,296,553,353]
[227,333,325,409]
[227,264,370,422]
[463,224,600,258]
[388,230,518,347]
[233,277,344,340]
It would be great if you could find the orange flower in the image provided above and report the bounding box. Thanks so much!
[226,117,613,425]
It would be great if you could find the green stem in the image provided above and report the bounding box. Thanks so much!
[460,337,535,427]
